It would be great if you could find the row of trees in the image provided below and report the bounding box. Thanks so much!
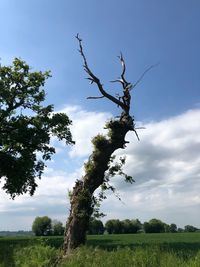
[32,216,105,236]
[105,219,142,234]
[32,216,199,236]
[105,218,199,234]
[32,216,64,236]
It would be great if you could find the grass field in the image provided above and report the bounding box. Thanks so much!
[1,233,200,266]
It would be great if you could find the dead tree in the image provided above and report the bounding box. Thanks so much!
[63,35,144,255]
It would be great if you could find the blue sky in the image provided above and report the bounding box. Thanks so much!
[0,0,200,230]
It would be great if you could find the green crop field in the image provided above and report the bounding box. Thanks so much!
[88,232,200,249]
[1,233,200,266]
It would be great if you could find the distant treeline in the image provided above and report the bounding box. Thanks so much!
[0,231,33,237]
[88,218,199,235]
[1,217,199,237]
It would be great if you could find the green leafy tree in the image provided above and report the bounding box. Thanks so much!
[52,220,64,236]
[88,219,104,235]
[164,223,170,232]
[105,220,114,234]
[169,223,177,233]
[121,219,132,233]
[106,218,142,234]
[105,219,122,234]
[130,219,142,233]
[143,219,165,233]
[143,222,150,233]
[0,58,74,198]
[184,225,198,232]
[111,219,122,234]
[32,216,52,236]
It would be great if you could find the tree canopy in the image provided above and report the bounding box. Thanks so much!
[0,58,74,198]
[32,216,52,236]
[88,219,104,235]
[184,225,198,232]
[105,219,142,234]
[52,220,65,236]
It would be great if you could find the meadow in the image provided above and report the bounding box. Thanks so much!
[1,233,200,266]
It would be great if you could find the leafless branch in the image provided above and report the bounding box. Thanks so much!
[87,96,105,99]
[135,127,146,130]
[110,79,123,84]
[118,52,130,88]
[76,34,125,109]
[133,129,140,141]
[110,52,132,91]
[132,63,159,89]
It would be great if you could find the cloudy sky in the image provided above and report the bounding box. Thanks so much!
[0,0,200,230]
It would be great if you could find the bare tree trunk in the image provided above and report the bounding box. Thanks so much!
[63,114,133,254]
[63,35,149,255]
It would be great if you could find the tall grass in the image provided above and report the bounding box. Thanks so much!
[11,245,200,267]
[14,245,58,267]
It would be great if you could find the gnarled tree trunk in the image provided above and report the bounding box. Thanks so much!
[63,114,134,254]
[63,35,142,255]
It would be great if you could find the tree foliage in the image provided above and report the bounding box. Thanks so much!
[0,58,74,198]
[52,220,65,236]
[88,219,104,235]
[184,225,198,232]
[32,217,64,236]
[103,218,197,234]
[121,219,142,234]
[143,219,165,233]
[32,216,52,236]
[105,218,142,234]
[169,223,177,233]
[105,219,122,234]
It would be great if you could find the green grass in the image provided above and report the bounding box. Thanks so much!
[1,233,200,266]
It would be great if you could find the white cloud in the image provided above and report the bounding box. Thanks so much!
[0,171,79,230]
[59,105,112,157]
[1,107,200,230]
[101,108,200,227]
